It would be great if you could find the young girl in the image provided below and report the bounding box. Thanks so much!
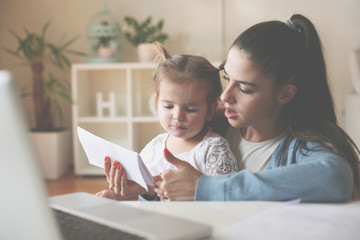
[155,14,360,202]
[97,43,238,200]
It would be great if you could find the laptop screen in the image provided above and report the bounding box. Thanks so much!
[0,71,62,240]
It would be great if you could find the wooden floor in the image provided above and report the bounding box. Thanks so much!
[46,170,109,197]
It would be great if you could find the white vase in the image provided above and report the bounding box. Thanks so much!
[30,129,72,180]
[137,43,157,62]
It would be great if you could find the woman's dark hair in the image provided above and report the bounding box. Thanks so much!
[152,42,222,106]
[229,14,360,196]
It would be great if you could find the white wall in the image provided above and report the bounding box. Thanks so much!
[0,0,359,128]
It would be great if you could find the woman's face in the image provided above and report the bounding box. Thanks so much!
[221,47,284,130]
[157,79,214,140]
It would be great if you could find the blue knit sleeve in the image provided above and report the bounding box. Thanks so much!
[195,139,354,202]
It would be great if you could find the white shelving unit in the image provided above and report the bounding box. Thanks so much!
[71,63,164,175]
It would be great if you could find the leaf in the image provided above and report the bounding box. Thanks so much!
[64,49,86,56]
[60,53,71,68]
[8,29,23,45]
[157,20,164,30]
[1,47,25,61]
[59,35,80,50]
[41,21,50,39]
[47,43,64,68]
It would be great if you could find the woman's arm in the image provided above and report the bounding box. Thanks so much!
[197,144,354,202]
[157,145,354,202]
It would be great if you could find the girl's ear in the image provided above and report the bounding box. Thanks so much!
[278,84,297,104]
[207,101,218,121]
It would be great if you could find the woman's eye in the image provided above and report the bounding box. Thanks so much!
[239,87,253,94]
[222,76,230,82]
[222,75,253,94]
[237,83,253,94]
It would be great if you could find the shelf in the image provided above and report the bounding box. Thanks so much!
[77,117,129,122]
[72,63,163,176]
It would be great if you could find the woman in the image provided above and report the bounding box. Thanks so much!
[154,14,360,202]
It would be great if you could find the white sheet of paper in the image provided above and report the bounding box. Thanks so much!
[213,200,360,240]
[77,127,154,191]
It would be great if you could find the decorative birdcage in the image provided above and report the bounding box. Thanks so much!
[86,4,122,63]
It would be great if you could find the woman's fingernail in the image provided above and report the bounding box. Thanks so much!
[112,161,117,166]
[104,156,109,161]
[117,164,121,170]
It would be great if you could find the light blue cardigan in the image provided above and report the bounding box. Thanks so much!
[196,136,354,202]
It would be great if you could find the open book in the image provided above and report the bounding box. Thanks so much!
[77,127,154,191]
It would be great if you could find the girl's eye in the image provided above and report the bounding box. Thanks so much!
[185,107,197,113]
[163,105,173,109]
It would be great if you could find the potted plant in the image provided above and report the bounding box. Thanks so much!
[2,22,85,179]
[124,16,168,62]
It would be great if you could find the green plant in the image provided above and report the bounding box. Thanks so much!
[124,16,168,47]
[2,22,85,131]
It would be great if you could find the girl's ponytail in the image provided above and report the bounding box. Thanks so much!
[153,42,172,63]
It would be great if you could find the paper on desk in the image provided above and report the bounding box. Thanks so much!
[213,200,360,240]
[77,127,154,191]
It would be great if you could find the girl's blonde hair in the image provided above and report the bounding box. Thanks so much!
[152,42,222,106]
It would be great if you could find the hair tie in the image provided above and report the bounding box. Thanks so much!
[285,19,299,32]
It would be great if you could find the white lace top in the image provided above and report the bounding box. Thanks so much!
[139,130,238,176]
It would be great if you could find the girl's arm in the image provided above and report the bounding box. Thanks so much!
[205,137,238,176]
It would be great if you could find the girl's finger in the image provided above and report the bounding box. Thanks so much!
[153,175,163,188]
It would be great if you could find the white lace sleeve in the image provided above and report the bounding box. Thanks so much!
[205,137,238,176]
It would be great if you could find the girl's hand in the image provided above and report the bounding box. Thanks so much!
[154,149,202,201]
[153,175,167,200]
[97,156,151,200]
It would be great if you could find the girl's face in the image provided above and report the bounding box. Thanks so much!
[221,47,284,130]
[157,79,215,140]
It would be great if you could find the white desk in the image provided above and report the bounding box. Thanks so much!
[122,200,360,240]
[122,201,277,232]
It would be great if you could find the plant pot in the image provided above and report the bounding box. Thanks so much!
[137,43,157,62]
[97,46,116,58]
[30,129,72,180]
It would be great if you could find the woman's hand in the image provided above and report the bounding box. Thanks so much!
[96,156,153,200]
[154,148,202,201]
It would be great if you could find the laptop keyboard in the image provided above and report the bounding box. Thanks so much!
[53,209,146,240]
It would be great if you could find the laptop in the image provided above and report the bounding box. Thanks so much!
[0,70,212,240]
